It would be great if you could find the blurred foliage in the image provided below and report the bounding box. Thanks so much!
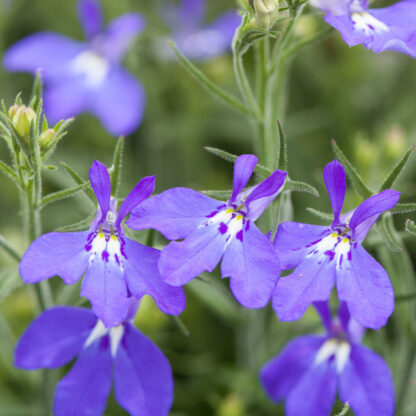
[0,0,415,415]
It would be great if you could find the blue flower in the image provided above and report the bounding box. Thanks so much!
[19,160,185,327]
[273,159,400,329]
[311,0,416,57]
[15,304,174,416]
[3,0,145,135]
[127,154,287,309]
[261,302,395,416]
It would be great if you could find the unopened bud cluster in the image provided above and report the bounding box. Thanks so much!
[249,0,279,30]
[9,105,35,139]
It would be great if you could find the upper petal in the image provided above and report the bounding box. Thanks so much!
[336,243,394,329]
[229,154,257,203]
[221,222,280,308]
[115,175,156,228]
[53,336,112,416]
[260,335,326,403]
[323,159,346,226]
[89,160,111,220]
[78,0,103,40]
[19,231,90,284]
[15,306,97,369]
[3,32,84,79]
[313,301,333,332]
[127,187,221,240]
[123,239,186,315]
[273,222,329,270]
[349,189,400,234]
[113,323,173,416]
[339,344,395,416]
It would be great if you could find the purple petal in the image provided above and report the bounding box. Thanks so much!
[260,335,326,403]
[311,0,354,15]
[19,231,90,284]
[90,66,145,136]
[313,301,332,332]
[323,159,346,226]
[349,190,400,233]
[159,221,228,286]
[89,160,111,220]
[81,258,131,328]
[245,170,287,221]
[339,344,395,416]
[127,188,221,240]
[53,336,112,416]
[273,251,337,321]
[100,14,145,62]
[286,357,337,416]
[15,306,97,370]
[78,0,103,40]
[114,323,173,416]
[123,239,186,315]
[273,222,329,270]
[229,154,257,203]
[178,0,206,26]
[338,301,351,332]
[336,243,394,329]
[221,223,280,308]
[3,32,83,79]
[115,176,156,228]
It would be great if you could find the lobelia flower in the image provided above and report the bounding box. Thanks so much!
[19,160,185,327]
[260,301,395,416]
[272,159,400,329]
[127,154,287,308]
[310,0,416,57]
[3,0,145,136]
[162,0,241,60]
[15,303,174,416]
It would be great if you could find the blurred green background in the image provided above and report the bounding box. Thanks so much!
[0,0,416,415]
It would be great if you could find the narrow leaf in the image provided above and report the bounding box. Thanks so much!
[395,291,416,302]
[0,161,21,188]
[405,219,416,236]
[201,190,232,200]
[0,235,21,262]
[376,215,401,252]
[60,161,96,203]
[110,136,124,198]
[55,211,96,232]
[335,402,350,416]
[169,41,254,118]
[277,120,288,171]
[29,70,43,113]
[0,267,24,303]
[331,139,372,199]
[390,203,416,215]
[306,207,333,221]
[168,315,190,337]
[379,145,414,191]
[284,179,319,197]
[40,182,89,208]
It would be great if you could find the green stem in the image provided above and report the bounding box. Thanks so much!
[396,343,416,413]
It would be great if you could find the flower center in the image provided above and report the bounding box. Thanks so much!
[85,230,126,266]
[70,50,110,88]
[351,12,389,36]
[314,338,351,373]
[84,320,125,356]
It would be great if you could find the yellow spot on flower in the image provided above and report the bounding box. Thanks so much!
[236,214,243,221]
[342,238,349,243]
[225,208,233,214]
[98,232,105,239]
[110,235,118,241]
[331,233,338,238]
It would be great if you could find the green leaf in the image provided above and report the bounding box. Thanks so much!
[331,139,372,199]
[284,178,319,198]
[390,203,416,215]
[395,291,416,302]
[306,207,333,221]
[204,146,272,177]
[0,267,24,303]
[29,70,43,114]
[277,120,288,171]
[335,402,350,416]
[0,235,21,262]
[376,215,401,252]
[110,136,124,198]
[0,160,21,189]
[169,41,254,118]
[187,277,244,325]
[168,315,190,337]
[60,161,96,203]
[379,145,414,192]
[201,190,232,200]
[39,182,90,208]
[405,219,416,236]
[55,211,96,232]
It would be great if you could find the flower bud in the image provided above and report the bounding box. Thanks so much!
[250,0,279,30]
[8,105,20,120]
[11,105,36,138]
[39,128,56,147]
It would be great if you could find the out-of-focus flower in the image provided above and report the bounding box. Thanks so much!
[260,301,395,416]
[15,304,174,416]
[311,0,416,57]
[273,159,400,329]
[163,0,241,60]
[19,160,186,327]
[127,154,287,309]
[3,0,145,136]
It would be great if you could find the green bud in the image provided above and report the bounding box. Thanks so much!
[8,105,20,120]
[250,0,278,30]
[39,128,56,147]
[11,105,36,138]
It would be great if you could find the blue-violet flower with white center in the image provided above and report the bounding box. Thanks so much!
[19,160,186,327]
[15,303,173,416]
[3,0,145,135]
[127,154,287,309]
[260,301,395,416]
[272,159,400,329]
